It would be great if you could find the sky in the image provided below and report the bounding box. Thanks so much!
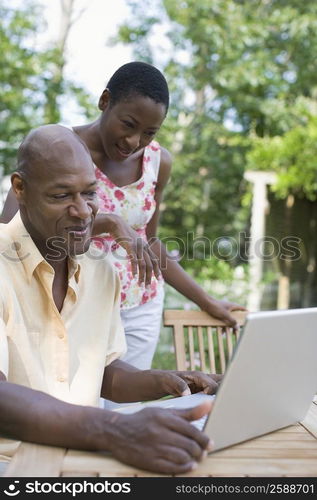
[37,0,133,122]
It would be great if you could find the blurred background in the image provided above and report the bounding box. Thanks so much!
[1,1,317,361]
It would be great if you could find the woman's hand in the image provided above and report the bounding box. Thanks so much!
[202,297,247,329]
[93,213,161,286]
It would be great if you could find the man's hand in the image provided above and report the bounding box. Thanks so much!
[102,361,221,403]
[203,297,247,329]
[108,400,213,474]
[93,213,161,286]
[152,370,223,397]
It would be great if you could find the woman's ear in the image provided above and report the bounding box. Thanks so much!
[11,173,26,205]
[98,88,111,111]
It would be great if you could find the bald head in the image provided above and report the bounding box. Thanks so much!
[17,124,92,179]
[12,124,98,258]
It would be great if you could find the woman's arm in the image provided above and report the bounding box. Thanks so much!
[150,239,245,327]
[146,148,246,328]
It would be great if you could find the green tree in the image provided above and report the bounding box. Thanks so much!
[247,109,317,201]
[0,0,49,171]
[246,107,317,308]
[114,0,317,306]
[0,0,95,174]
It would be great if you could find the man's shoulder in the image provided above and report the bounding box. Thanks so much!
[0,213,26,247]
[0,217,29,268]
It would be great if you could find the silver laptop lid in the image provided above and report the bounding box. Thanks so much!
[204,307,317,452]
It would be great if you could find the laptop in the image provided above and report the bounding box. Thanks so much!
[115,307,317,452]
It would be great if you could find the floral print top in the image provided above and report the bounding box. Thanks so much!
[92,140,164,309]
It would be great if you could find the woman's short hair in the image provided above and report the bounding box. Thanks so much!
[106,61,169,111]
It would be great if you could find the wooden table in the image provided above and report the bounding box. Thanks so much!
[4,401,317,478]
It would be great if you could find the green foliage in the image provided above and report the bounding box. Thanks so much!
[152,341,176,370]
[0,0,50,171]
[247,113,317,200]
[164,0,317,136]
[0,0,96,174]
[114,0,317,285]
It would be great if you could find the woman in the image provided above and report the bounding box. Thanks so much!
[1,61,245,369]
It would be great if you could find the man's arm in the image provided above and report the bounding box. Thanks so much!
[101,359,222,402]
[0,370,214,474]
[0,371,109,451]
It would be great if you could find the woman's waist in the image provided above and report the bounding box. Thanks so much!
[120,276,165,310]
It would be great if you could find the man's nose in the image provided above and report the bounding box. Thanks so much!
[68,196,92,218]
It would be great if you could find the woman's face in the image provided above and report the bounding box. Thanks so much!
[98,92,167,161]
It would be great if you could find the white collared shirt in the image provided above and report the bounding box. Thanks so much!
[0,212,126,460]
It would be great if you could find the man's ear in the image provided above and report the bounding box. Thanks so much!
[11,173,26,205]
[98,88,111,111]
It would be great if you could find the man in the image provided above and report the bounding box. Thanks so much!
[0,125,220,475]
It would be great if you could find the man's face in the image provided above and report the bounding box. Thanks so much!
[19,142,98,258]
